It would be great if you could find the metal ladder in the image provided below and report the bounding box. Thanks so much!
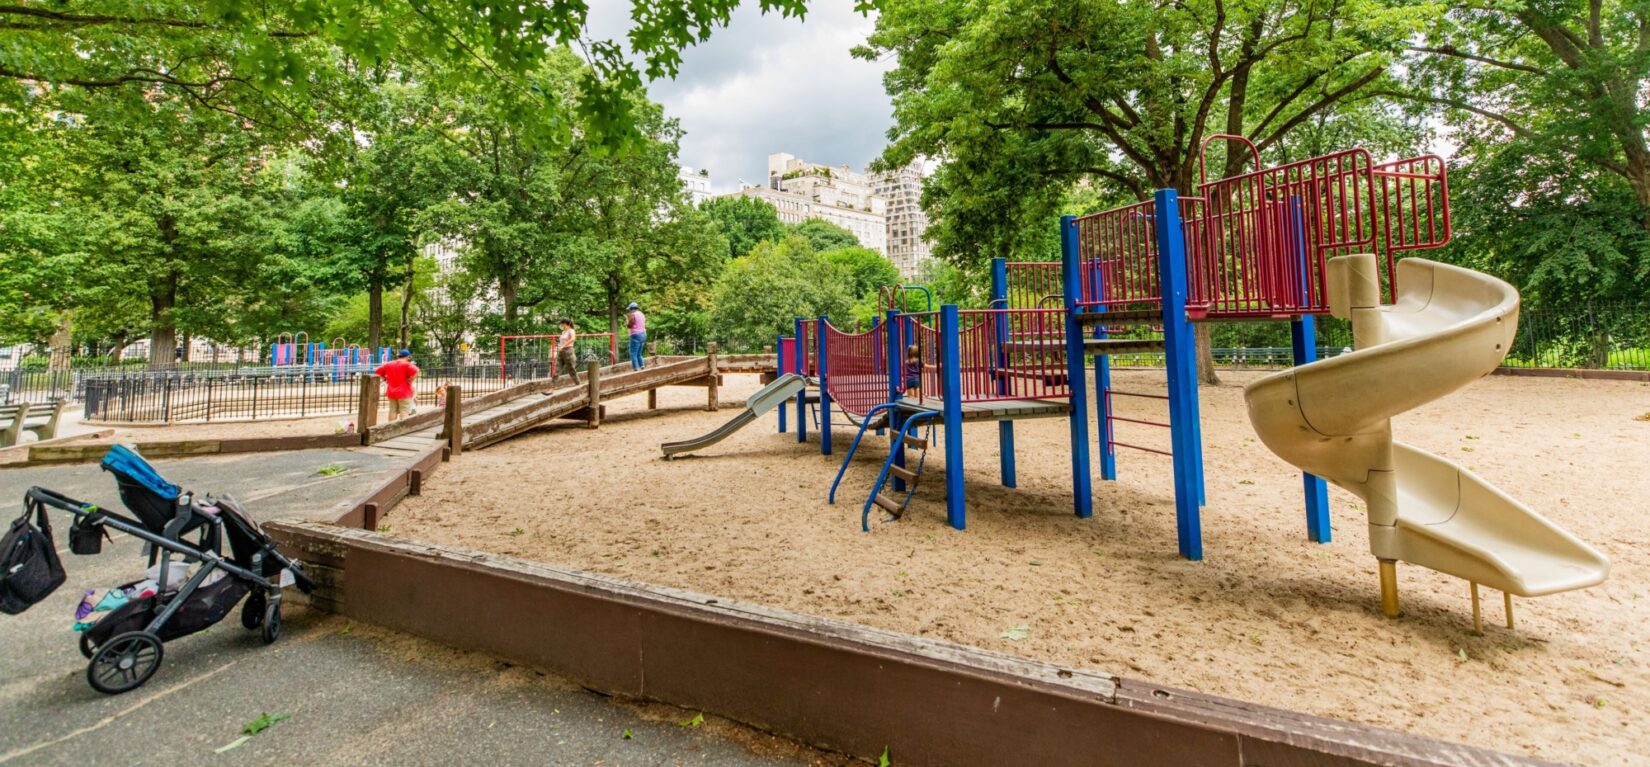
[828,404,940,531]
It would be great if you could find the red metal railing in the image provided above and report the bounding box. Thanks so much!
[904,312,944,406]
[963,309,1071,402]
[498,333,618,381]
[796,321,818,377]
[1373,155,1451,298]
[822,321,886,416]
[1073,199,1162,311]
[1002,262,1063,309]
[1065,146,1450,318]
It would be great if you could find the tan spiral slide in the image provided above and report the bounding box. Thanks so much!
[1244,254,1609,624]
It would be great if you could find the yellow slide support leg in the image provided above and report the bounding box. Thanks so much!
[1379,560,1399,617]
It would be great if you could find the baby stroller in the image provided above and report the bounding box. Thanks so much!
[16,445,312,694]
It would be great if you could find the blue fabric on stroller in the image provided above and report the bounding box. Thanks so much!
[99,444,197,538]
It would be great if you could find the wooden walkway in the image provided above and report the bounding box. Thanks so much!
[361,355,775,454]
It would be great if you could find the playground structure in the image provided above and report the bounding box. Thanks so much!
[498,333,619,382]
[775,135,1608,621]
[269,332,392,370]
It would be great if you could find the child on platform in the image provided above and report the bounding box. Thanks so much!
[904,345,923,399]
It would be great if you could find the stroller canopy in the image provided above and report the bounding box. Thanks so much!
[100,445,186,534]
[101,445,181,500]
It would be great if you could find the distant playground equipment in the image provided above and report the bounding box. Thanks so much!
[269,331,392,372]
[497,332,618,382]
[769,134,1606,623]
[661,374,807,458]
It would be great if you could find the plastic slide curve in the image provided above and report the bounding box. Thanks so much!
[1245,254,1608,619]
[661,374,808,458]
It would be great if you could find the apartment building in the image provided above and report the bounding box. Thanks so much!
[874,160,933,278]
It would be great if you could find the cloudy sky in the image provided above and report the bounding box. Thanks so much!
[584,4,894,193]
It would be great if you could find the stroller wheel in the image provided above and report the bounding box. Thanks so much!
[87,631,163,695]
[241,591,266,630]
[78,631,97,659]
[261,601,281,645]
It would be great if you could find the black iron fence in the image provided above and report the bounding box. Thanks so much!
[82,365,514,424]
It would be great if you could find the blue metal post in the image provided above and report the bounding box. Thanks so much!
[794,318,806,444]
[871,316,885,436]
[1154,190,1203,560]
[1288,195,1331,542]
[990,258,1017,488]
[776,335,788,434]
[885,310,907,492]
[1060,215,1094,519]
[1090,255,1117,481]
[817,317,832,455]
[940,304,966,530]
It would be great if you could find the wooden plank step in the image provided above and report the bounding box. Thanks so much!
[1084,338,1165,355]
[888,465,919,483]
[872,493,905,515]
[900,434,928,450]
[1072,309,1162,325]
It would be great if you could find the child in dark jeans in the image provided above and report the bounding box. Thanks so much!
[904,345,923,398]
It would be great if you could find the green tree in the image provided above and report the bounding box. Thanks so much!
[710,236,854,349]
[0,1,829,152]
[859,0,1435,383]
[1398,0,1650,230]
[51,91,272,364]
[790,219,860,252]
[702,196,787,257]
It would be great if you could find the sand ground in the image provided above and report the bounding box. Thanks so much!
[388,370,1650,765]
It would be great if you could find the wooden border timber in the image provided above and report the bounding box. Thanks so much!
[334,442,447,530]
[1492,366,1650,382]
[21,432,361,465]
[265,521,1552,767]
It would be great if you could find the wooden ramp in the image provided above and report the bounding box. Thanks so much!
[360,354,775,454]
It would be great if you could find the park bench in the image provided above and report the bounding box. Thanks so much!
[0,399,66,447]
[0,402,29,447]
[24,398,66,442]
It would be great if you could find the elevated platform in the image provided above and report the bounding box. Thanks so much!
[898,397,1070,422]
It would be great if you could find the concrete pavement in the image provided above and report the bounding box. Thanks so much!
[0,451,849,767]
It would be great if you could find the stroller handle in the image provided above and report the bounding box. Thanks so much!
[24,486,100,516]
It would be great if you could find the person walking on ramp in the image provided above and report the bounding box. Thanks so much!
[375,349,420,422]
[626,302,647,370]
[555,318,581,387]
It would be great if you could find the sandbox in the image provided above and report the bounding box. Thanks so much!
[388,370,1650,765]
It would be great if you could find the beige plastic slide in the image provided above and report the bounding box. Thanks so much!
[661,374,807,458]
[1245,254,1609,617]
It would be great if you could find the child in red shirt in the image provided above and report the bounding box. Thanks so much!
[374,350,420,421]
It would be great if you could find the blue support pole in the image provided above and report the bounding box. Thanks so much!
[1059,215,1094,519]
[776,335,788,434]
[817,317,833,456]
[885,310,906,492]
[1292,315,1332,542]
[939,304,966,530]
[794,318,807,444]
[1154,190,1203,560]
[989,258,1017,488]
[1090,255,1117,482]
[1287,195,1331,542]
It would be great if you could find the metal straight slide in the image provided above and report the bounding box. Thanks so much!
[661,374,807,458]
[1244,254,1609,615]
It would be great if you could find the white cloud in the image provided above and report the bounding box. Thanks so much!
[585,3,893,193]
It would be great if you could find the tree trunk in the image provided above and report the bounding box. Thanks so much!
[1194,324,1219,385]
[368,282,383,353]
[399,264,414,349]
[48,313,72,370]
[148,271,179,367]
[179,333,192,362]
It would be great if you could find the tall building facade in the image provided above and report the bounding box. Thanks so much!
[719,153,889,252]
[679,165,714,206]
[874,160,933,278]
